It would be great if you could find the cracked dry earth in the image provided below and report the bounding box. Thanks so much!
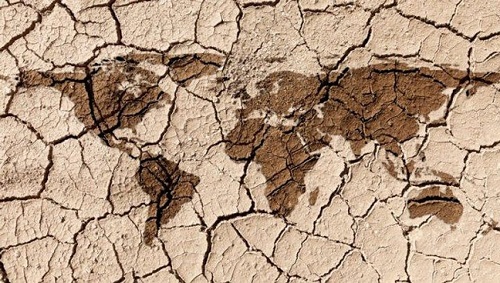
[4,1,500,283]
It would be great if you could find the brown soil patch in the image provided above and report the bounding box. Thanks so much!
[20,54,168,145]
[408,187,463,224]
[17,52,223,244]
[309,188,320,206]
[167,53,224,86]
[16,55,498,234]
[432,170,459,185]
[225,62,500,216]
[136,153,200,245]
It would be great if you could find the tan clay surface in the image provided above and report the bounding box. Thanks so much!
[1,0,500,282]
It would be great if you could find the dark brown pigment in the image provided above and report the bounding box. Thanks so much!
[17,54,499,233]
[136,153,200,245]
[17,52,223,244]
[407,187,463,224]
[225,62,500,217]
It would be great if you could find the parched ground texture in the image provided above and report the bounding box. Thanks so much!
[2,0,500,282]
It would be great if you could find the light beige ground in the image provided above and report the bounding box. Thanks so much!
[1,0,500,282]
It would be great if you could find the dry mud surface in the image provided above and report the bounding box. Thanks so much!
[2,0,500,282]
